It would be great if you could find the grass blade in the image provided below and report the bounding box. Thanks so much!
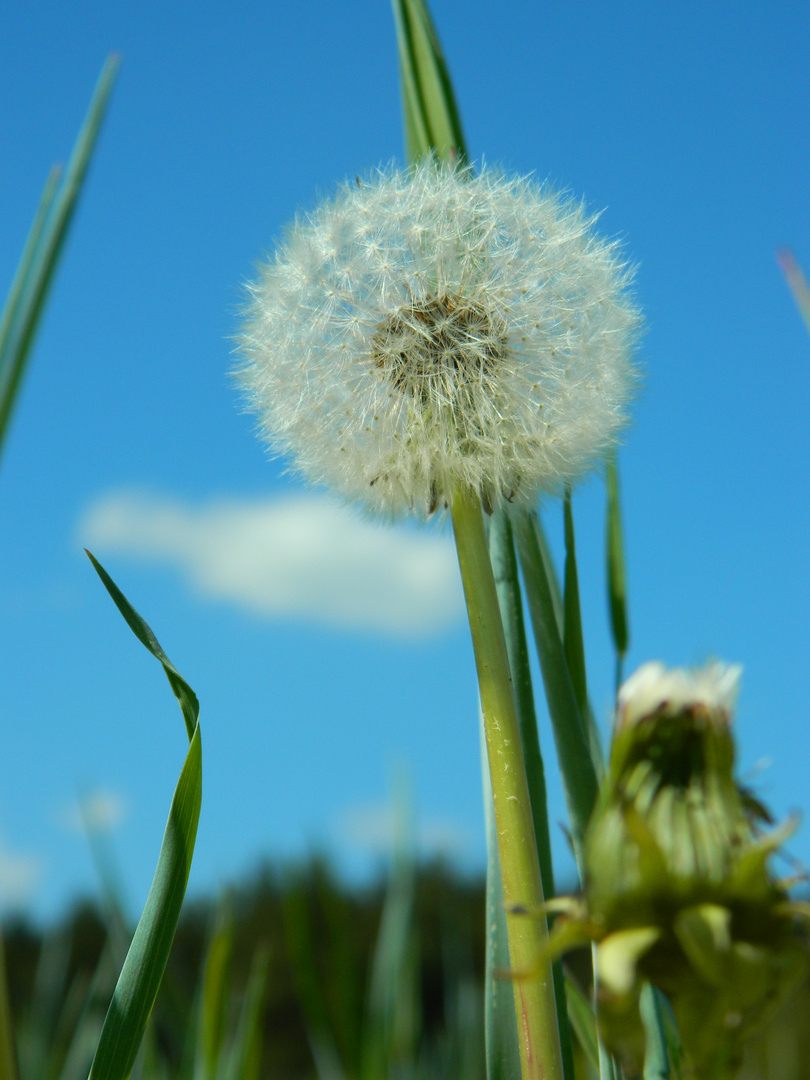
[280,872,346,1080]
[221,947,269,1080]
[777,247,810,334]
[562,491,588,724]
[391,0,467,164]
[194,904,234,1080]
[513,510,598,870]
[363,784,420,1079]
[85,553,202,1080]
[562,975,599,1077]
[605,458,629,693]
[0,166,61,365]
[0,55,119,461]
[0,935,18,1080]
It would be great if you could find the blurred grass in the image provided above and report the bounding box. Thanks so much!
[2,861,809,1079]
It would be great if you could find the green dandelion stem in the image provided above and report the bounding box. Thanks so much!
[451,483,563,1080]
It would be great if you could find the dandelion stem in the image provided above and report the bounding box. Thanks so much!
[450,482,563,1080]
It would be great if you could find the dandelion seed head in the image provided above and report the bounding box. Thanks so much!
[237,160,641,518]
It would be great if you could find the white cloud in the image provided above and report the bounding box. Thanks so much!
[337,803,470,858]
[59,789,128,834]
[78,490,464,636]
[0,834,42,909]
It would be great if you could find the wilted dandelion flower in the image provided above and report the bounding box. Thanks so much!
[236,160,640,517]
[545,660,809,1079]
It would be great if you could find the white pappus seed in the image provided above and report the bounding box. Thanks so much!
[236,159,641,519]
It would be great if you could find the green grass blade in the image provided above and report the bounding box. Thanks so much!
[562,496,605,781]
[562,491,588,724]
[0,55,119,462]
[0,935,18,1080]
[85,553,202,1080]
[222,947,269,1080]
[488,511,575,1080]
[639,984,671,1080]
[194,904,234,1080]
[280,873,345,1079]
[777,247,810,334]
[562,975,599,1076]
[513,510,598,871]
[391,0,467,164]
[363,784,420,1080]
[605,458,629,693]
[0,165,61,365]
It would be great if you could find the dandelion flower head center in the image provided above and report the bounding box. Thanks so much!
[237,161,641,518]
[371,291,508,409]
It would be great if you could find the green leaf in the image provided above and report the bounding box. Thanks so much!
[85,553,202,1080]
[391,0,467,164]
[0,55,119,462]
[513,509,599,870]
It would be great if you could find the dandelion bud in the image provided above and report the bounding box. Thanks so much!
[236,160,639,517]
[577,662,809,1078]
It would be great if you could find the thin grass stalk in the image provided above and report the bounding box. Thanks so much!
[451,485,563,1080]
[489,509,575,1080]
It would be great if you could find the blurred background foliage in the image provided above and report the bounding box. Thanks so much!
[2,860,809,1080]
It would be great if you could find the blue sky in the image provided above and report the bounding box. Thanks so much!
[1,0,809,923]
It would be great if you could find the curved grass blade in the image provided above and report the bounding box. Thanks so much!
[605,458,629,694]
[0,55,119,462]
[391,0,467,164]
[85,552,202,1080]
